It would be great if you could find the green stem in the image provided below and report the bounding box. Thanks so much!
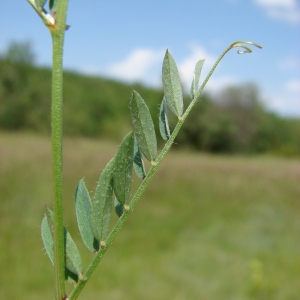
[50,1,69,299]
[51,33,66,300]
[68,40,261,300]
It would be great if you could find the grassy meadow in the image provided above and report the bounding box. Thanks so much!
[0,132,300,299]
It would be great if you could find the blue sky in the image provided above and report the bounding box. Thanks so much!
[1,0,299,117]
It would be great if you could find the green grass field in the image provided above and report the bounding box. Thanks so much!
[0,132,299,299]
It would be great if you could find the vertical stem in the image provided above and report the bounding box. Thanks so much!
[50,1,69,299]
[51,31,66,300]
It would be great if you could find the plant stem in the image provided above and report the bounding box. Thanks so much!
[50,1,69,299]
[51,33,66,300]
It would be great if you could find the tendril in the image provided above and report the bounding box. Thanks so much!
[230,40,263,54]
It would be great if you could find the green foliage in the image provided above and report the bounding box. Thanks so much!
[3,41,36,66]
[0,57,163,139]
[0,58,50,131]
[176,85,300,156]
[177,95,238,153]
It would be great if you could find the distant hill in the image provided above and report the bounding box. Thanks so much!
[0,58,165,139]
[0,58,299,156]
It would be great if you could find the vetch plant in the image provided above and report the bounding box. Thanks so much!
[28,1,262,299]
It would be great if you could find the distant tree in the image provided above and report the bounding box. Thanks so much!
[0,42,41,131]
[176,94,237,153]
[4,41,35,66]
[216,84,265,152]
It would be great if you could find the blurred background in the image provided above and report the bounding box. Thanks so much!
[0,1,300,299]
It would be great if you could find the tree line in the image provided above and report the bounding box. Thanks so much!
[0,42,299,156]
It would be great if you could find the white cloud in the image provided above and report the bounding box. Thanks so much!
[104,44,219,89]
[104,44,240,95]
[177,44,240,95]
[285,79,300,92]
[206,76,239,94]
[254,0,300,23]
[261,80,300,117]
[176,44,300,117]
[177,44,216,89]
[255,0,295,9]
[100,44,300,117]
[106,48,163,84]
[81,65,101,76]
[267,95,300,116]
[278,57,300,70]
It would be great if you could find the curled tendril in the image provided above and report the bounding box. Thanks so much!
[192,40,262,102]
[230,40,263,55]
